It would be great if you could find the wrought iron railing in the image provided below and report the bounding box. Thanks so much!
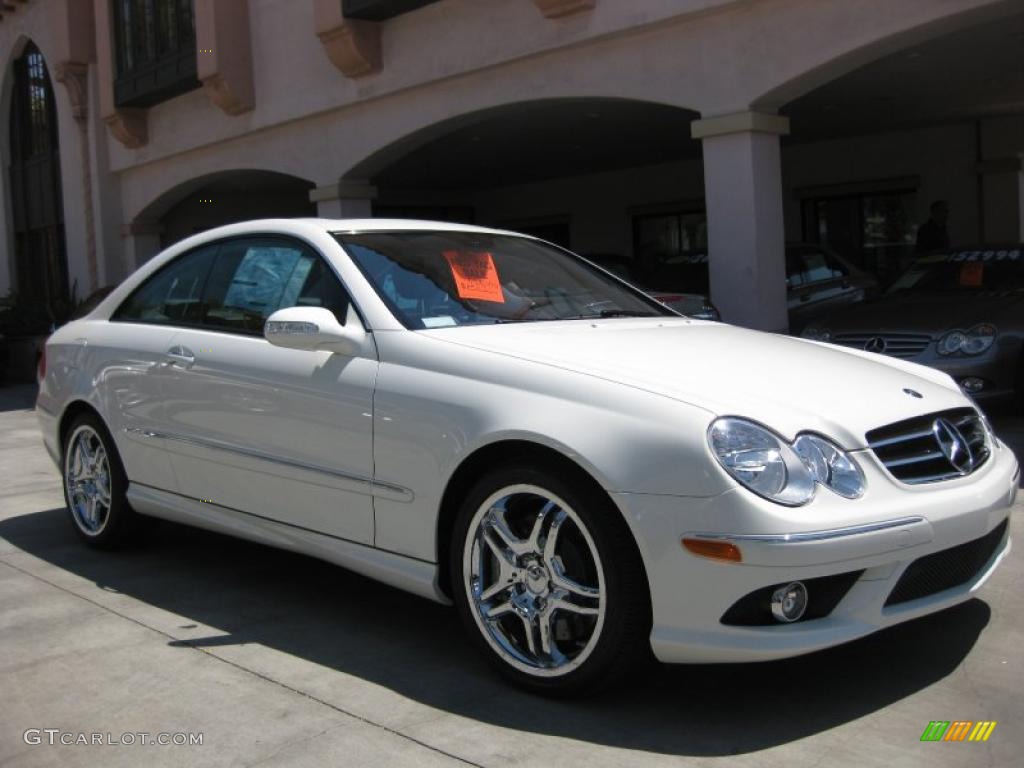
[113,0,200,108]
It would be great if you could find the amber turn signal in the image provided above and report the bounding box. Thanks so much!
[682,538,742,563]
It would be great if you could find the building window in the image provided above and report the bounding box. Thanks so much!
[632,210,709,292]
[801,189,917,285]
[113,0,200,108]
[8,42,68,308]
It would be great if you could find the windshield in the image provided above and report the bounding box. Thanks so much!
[336,231,672,329]
[888,248,1024,294]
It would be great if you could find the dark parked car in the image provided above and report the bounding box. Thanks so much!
[583,253,720,320]
[592,244,874,329]
[802,245,1024,411]
[784,243,878,333]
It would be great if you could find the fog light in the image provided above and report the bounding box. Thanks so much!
[959,377,986,393]
[771,581,808,623]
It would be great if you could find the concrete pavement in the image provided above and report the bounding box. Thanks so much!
[1,383,1021,767]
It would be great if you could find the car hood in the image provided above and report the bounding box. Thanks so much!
[812,290,1024,333]
[421,318,967,448]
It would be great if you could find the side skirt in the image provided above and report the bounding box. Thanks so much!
[126,483,450,605]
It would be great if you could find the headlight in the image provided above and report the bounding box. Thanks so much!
[937,323,997,356]
[793,434,866,499]
[800,327,831,342]
[709,418,866,505]
[708,419,816,506]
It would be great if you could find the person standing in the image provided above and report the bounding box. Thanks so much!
[915,200,951,254]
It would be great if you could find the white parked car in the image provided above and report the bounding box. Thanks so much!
[37,219,1018,695]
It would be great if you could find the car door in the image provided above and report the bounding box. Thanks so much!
[158,236,377,545]
[102,244,220,492]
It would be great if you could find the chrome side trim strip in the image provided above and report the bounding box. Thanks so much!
[123,427,412,501]
[689,516,927,544]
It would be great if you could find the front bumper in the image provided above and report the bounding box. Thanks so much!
[614,440,1019,664]
[928,351,1018,406]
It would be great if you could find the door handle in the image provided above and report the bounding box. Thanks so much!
[166,345,196,369]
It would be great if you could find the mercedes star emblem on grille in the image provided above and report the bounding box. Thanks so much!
[932,418,974,475]
[864,336,887,353]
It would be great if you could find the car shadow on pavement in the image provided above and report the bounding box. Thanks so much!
[0,506,992,758]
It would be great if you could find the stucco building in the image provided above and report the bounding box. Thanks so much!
[1,0,1022,330]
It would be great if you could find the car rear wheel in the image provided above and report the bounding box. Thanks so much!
[62,413,146,548]
[450,462,651,695]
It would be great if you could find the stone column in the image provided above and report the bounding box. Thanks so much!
[310,180,378,219]
[692,111,790,332]
[54,62,99,292]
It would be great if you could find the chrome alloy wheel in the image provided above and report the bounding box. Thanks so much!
[463,484,606,677]
[64,425,113,536]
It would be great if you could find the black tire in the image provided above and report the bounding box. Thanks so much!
[61,412,147,549]
[450,460,652,696]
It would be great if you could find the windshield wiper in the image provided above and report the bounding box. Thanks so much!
[520,310,661,322]
[596,309,658,318]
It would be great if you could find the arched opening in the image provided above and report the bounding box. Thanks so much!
[8,41,68,306]
[134,170,318,252]
[776,11,1023,286]
[346,98,705,289]
[751,9,1024,403]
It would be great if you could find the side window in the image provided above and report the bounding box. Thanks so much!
[200,238,351,334]
[113,246,217,325]
[791,248,848,287]
[824,252,850,279]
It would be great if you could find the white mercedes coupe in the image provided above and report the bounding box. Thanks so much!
[37,219,1018,694]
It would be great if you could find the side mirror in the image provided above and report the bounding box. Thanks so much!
[264,306,365,356]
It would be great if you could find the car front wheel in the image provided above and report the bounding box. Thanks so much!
[451,462,650,695]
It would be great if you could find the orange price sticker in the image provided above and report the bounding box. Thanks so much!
[443,250,505,303]
[959,262,983,287]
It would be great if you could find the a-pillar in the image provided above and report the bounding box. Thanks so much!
[310,180,377,219]
[692,111,790,332]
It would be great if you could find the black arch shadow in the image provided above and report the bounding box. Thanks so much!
[0,507,992,757]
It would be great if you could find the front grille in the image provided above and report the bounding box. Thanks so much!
[832,332,931,359]
[885,519,1008,606]
[866,407,990,484]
